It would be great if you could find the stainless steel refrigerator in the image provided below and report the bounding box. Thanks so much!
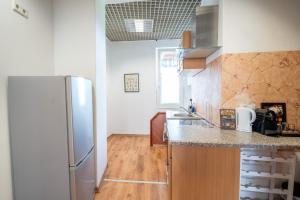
[8,76,96,200]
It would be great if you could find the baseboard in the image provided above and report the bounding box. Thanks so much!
[96,164,108,193]
[109,133,149,137]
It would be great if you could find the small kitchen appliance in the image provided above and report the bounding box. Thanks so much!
[236,107,256,132]
[253,109,278,136]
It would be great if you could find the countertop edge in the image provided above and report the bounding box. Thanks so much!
[168,140,300,150]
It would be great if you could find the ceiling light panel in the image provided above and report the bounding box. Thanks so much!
[106,0,201,41]
[124,19,153,32]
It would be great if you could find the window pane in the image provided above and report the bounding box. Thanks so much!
[159,49,179,105]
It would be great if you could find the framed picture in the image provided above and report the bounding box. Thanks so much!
[220,109,236,130]
[261,102,287,124]
[124,73,139,92]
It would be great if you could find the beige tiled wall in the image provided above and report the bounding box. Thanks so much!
[191,51,300,129]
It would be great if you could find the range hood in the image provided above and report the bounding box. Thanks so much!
[181,5,220,59]
[193,5,219,48]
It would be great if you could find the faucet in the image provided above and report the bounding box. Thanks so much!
[180,106,192,115]
[180,99,194,115]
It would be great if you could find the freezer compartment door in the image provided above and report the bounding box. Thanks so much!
[66,76,94,166]
[70,148,96,200]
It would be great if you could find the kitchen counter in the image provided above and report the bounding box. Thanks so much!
[167,118,300,149]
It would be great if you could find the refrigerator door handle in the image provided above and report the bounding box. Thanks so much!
[74,146,94,168]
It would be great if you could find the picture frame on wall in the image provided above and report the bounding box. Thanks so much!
[124,73,139,92]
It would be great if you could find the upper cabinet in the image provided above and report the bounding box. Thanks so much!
[177,57,206,77]
[181,31,192,49]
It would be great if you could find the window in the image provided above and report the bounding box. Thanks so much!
[156,48,180,108]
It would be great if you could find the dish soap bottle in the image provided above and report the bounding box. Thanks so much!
[189,99,196,113]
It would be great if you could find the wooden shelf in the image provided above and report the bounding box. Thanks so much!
[241,185,289,195]
[241,170,291,179]
[241,154,295,163]
[240,149,296,200]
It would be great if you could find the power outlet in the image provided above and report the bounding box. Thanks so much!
[12,1,28,18]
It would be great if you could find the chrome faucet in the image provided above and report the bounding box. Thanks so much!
[180,99,194,115]
[180,106,192,115]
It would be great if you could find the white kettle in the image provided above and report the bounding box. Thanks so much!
[236,107,256,132]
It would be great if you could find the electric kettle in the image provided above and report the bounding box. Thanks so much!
[236,107,256,132]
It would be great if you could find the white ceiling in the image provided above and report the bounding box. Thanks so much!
[106,0,201,41]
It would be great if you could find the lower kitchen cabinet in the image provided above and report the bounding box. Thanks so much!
[169,145,240,200]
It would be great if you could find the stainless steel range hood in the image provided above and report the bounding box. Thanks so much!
[181,5,220,59]
[193,5,219,48]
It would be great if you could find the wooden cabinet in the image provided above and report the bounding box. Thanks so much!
[178,58,206,77]
[168,145,240,200]
[181,58,206,69]
[150,112,166,146]
[181,31,192,49]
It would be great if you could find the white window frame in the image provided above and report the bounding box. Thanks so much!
[156,47,182,109]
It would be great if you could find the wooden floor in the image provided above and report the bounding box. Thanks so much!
[94,135,168,200]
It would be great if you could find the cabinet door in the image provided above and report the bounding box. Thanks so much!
[150,112,166,145]
[171,146,240,200]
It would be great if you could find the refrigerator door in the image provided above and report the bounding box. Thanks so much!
[66,76,94,166]
[8,77,71,200]
[70,148,96,200]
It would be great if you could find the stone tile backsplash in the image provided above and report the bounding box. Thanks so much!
[191,51,300,129]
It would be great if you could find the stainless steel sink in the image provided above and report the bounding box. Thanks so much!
[173,113,194,117]
[178,119,214,128]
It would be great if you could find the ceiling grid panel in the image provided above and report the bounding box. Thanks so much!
[106,0,201,41]
[176,2,192,37]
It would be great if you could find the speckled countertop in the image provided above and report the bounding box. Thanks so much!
[166,115,300,149]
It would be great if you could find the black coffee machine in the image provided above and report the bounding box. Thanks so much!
[253,108,279,136]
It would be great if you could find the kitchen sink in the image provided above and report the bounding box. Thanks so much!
[173,113,194,117]
[178,119,214,128]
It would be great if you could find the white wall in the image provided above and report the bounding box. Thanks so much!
[95,0,108,186]
[222,0,300,53]
[53,0,96,82]
[107,39,180,135]
[0,0,54,199]
[53,0,108,186]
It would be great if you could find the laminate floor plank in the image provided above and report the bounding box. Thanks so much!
[95,181,167,200]
[95,135,168,200]
[105,135,167,181]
